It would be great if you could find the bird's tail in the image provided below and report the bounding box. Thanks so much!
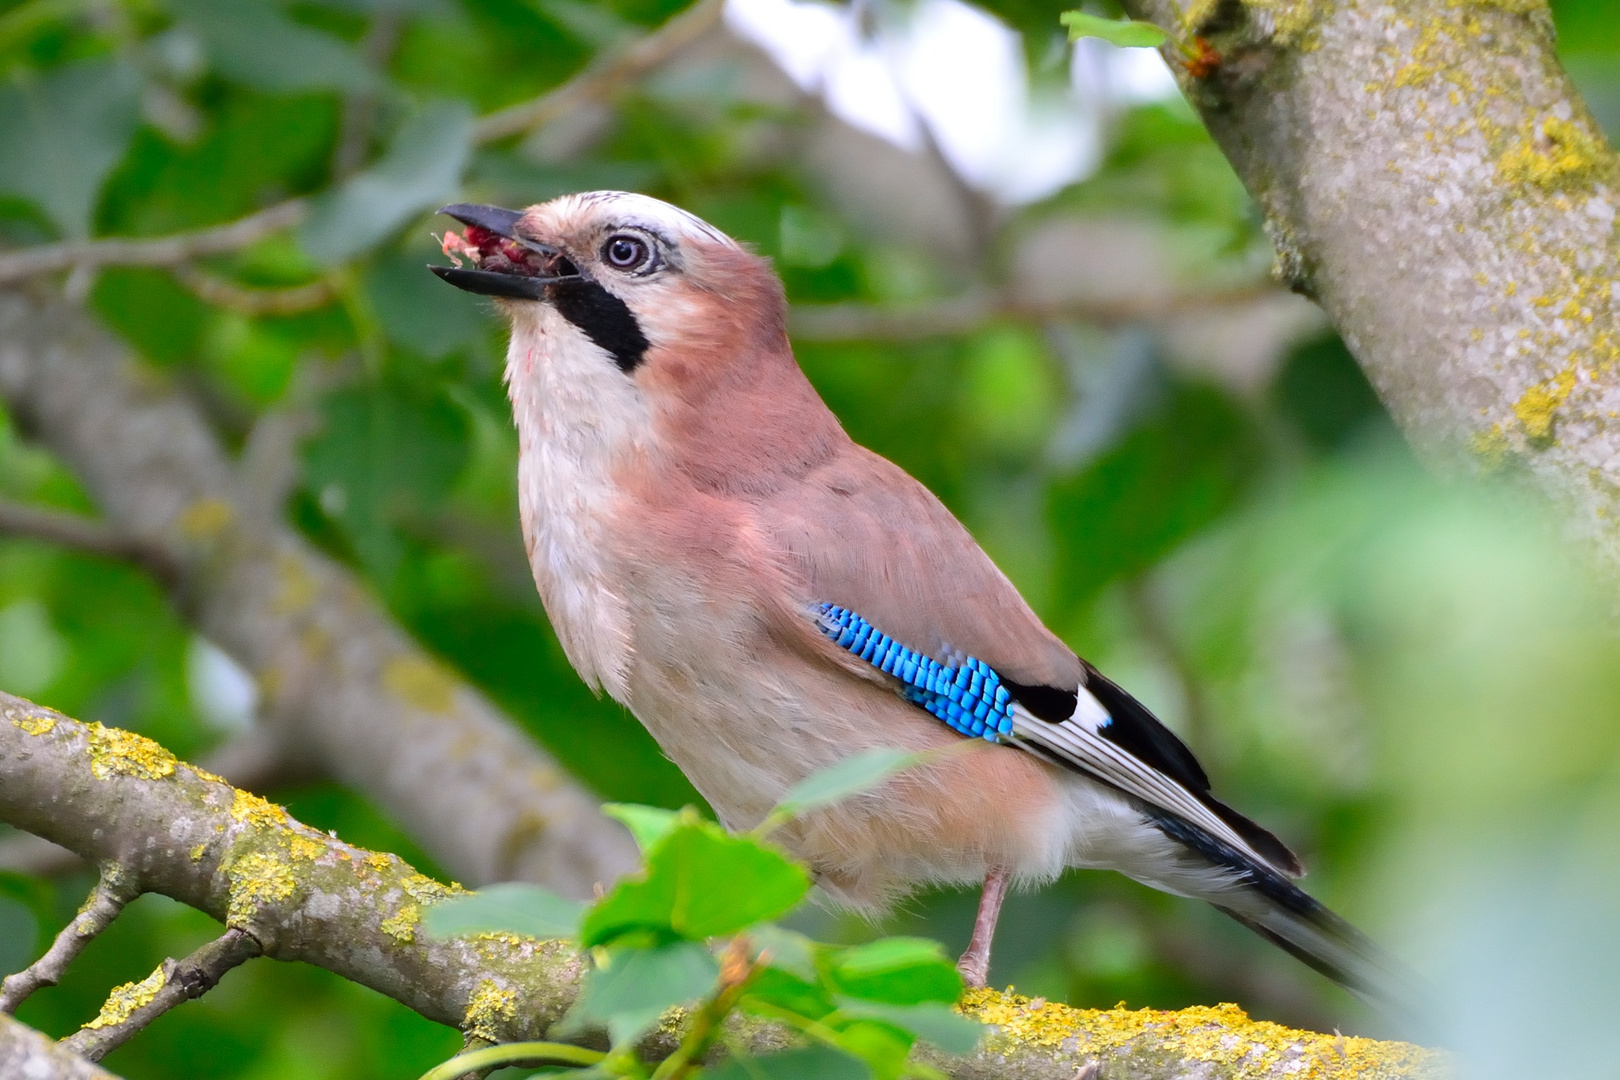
[1145,808,1419,1012]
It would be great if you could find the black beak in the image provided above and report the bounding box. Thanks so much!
[430,203,579,300]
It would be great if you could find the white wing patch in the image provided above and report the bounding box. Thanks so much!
[1068,685,1112,733]
[1007,699,1271,869]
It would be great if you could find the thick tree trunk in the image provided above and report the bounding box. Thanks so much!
[1128,0,1620,560]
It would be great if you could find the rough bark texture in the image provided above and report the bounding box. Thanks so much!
[1125,0,1620,562]
[0,692,1446,1080]
[0,291,636,896]
[0,1014,124,1080]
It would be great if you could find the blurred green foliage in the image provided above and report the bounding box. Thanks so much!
[0,0,1618,1076]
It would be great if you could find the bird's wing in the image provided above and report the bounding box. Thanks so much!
[759,444,1301,878]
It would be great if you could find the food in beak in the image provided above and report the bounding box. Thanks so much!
[439,225,561,277]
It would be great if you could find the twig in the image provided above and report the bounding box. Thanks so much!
[472,0,725,143]
[788,283,1276,341]
[0,865,139,1013]
[0,498,180,587]
[0,200,310,285]
[0,1013,124,1080]
[61,929,263,1062]
[171,266,335,316]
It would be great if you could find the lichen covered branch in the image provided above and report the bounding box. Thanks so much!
[0,867,138,1013]
[1128,0,1620,567]
[0,1014,123,1080]
[60,929,263,1062]
[0,692,1445,1080]
[0,292,636,895]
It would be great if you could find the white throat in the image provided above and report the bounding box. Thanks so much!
[505,304,649,702]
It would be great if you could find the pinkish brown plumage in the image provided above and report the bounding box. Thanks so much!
[430,192,1405,1001]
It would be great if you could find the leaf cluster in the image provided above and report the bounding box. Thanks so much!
[421,752,984,1080]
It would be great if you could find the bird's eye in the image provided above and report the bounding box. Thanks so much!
[602,234,652,272]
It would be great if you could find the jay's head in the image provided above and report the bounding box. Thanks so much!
[431,191,789,384]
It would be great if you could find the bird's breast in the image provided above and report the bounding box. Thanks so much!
[506,308,651,701]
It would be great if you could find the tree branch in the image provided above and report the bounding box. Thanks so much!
[0,201,310,285]
[0,497,181,586]
[788,284,1277,341]
[0,693,1445,1080]
[170,266,335,317]
[1126,0,1620,567]
[1,866,139,1013]
[60,929,262,1062]
[472,0,725,144]
[0,1014,124,1080]
[0,291,637,897]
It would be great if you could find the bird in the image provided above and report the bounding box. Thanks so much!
[429,191,1401,1000]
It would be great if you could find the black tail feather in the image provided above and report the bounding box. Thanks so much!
[1143,807,1419,1011]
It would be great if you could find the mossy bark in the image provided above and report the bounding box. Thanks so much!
[1127,0,1620,567]
[0,692,1445,1079]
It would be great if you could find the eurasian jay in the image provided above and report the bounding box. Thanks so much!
[430,191,1396,998]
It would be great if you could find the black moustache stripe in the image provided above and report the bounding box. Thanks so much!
[548,278,650,374]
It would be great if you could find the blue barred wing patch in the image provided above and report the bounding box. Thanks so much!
[815,603,1013,742]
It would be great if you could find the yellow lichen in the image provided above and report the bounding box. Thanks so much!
[287,833,327,861]
[364,852,394,873]
[402,871,464,904]
[273,551,318,614]
[82,966,166,1030]
[85,723,176,781]
[958,989,1444,1077]
[189,843,208,862]
[1470,423,1511,470]
[177,498,232,539]
[464,979,518,1043]
[381,903,421,944]
[188,763,227,785]
[226,850,299,926]
[1498,116,1611,190]
[382,656,459,715]
[1513,367,1578,441]
[231,789,289,829]
[11,712,56,736]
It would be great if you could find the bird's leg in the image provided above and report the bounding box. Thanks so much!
[957,865,1009,990]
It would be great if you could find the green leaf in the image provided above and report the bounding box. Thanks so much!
[301,100,474,265]
[1060,10,1169,47]
[836,1000,983,1056]
[826,1019,914,1080]
[701,1046,872,1080]
[0,58,141,237]
[302,378,473,577]
[567,941,718,1046]
[173,0,381,92]
[579,821,810,947]
[602,803,685,853]
[421,883,583,941]
[825,939,963,1005]
[367,250,490,359]
[738,967,835,1021]
[769,748,928,820]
